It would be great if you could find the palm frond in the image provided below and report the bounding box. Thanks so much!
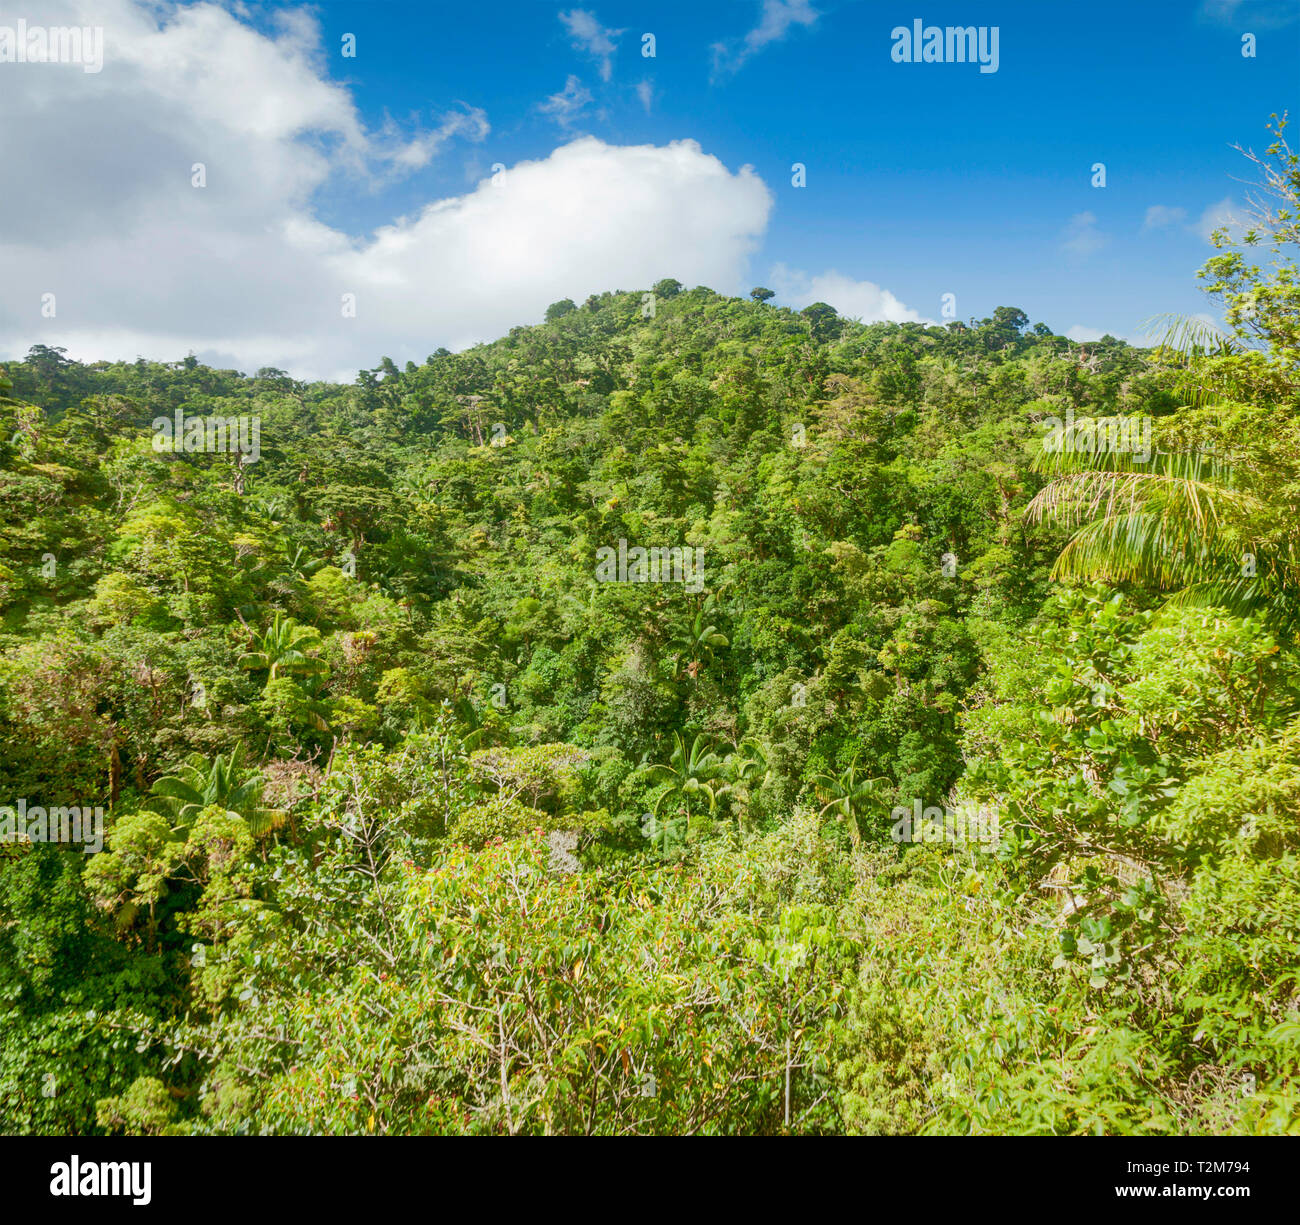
[1028,466,1262,537]
[1138,312,1240,359]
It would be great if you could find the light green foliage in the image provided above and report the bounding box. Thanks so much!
[184,822,853,1135]
[82,811,182,922]
[96,1076,182,1136]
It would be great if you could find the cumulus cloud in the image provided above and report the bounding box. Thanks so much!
[768,266,932,325]
[1142,204,1187,231]
[1060,211,1109,257]
[712,0,818,75]
[559,9,623,82]
[0,1,773,381]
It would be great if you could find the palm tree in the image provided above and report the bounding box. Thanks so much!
[717,739,772,831]
[452,695,510,750]
[291,673,334,736]
[638,733,729,847]
[238,612,326,679]
[285,542,325,582]
[726,738,769,790]
[1028,318,1300,626]
[251,495,286,524]
[264,541,325,601]
[149,744,285,838]
[811,756,892,849]
[667,597,729,681]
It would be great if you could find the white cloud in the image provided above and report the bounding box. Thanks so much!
[1193,196,1246,242]
[1142,204,1187,231]
[1199,0,1298,27]
[768,266,932,325]
[1199,0,1245,16]
[559,9,624,82]
[0,2,773,381]
[1065,325,1108,342]
[636,79,654,113]
[539,74,594,127]
[1060,211,1109,257]
[382,105,490,172]
[1140,200,1249,245]
[712,0,818,74]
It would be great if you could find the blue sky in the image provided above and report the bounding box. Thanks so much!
[302,0,1298,339]
[2,0,1297,377]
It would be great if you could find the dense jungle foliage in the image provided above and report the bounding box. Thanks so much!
[2,123,1297,1137]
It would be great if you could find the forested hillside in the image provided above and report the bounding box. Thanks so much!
[2,127,1297,1137]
